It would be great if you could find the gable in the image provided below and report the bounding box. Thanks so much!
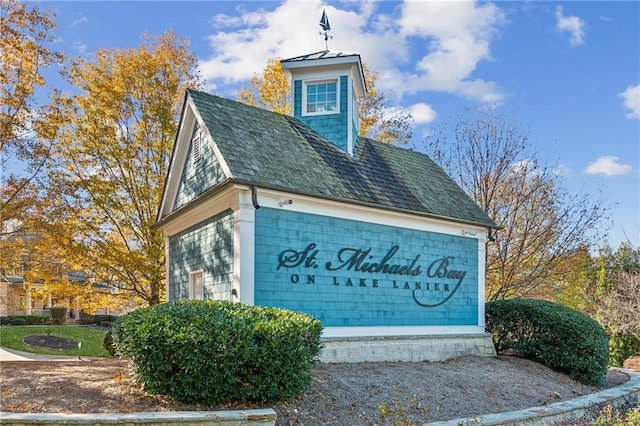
[173,123,227,210]
[157,94,232,221]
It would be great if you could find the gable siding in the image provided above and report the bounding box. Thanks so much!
[173,127,226,211]
[254,207,479,327]
[167,210,234,301]
[294,76,349,152]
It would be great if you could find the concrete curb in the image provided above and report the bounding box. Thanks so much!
[0,409,277,425]
[426,367,640,426]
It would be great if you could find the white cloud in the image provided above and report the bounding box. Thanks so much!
[585,156,632,177]
[619,84,640,119]
[71,13,88,27]
[555,6,585,47]
[198,0,505,103]
[73,41,88,55]
[407,103,437,124]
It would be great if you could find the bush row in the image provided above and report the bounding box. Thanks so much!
[0,315,49,326]
[111,300,323,405]
[486,299,609,386]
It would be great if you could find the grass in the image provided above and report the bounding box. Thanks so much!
[0,325,111,358]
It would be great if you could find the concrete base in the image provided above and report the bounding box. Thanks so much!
[319,333,497,363]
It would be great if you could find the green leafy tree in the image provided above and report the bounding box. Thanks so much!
[37,32,200,306]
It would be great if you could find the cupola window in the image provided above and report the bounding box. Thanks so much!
[303,79,339,115]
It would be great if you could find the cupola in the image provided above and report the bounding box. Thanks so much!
[280,14,366,156]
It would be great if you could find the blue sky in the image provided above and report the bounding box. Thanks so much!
[39,0,639,248]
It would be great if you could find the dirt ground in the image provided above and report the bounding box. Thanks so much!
[1,355,636,425]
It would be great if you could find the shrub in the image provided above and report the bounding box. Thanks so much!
[49,307,68,325]
[486,299,609,386]
[103,330,116,356]
[608,333,640,367]
[78,311,93,325]
[9,317,27,326]
[112,300,323,405]
[0,315,47,326]
[93,315,119,325]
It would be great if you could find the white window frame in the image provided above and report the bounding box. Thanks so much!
[189,270,204,300]
[302,78,340,116]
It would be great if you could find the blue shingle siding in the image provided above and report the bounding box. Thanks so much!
[173,125,226,211]
[293,77,349,153]
[168,209,234,301]
[254,207,478,327]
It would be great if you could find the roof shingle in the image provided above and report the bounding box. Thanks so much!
[188,89,496,228]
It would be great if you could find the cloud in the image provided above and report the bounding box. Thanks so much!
[71,13,88,27]
[394,1,505,102]
[198,0,505,103]
[555,6,585,47]
[407,103,437,124]
[619,84,640,119]
[585,156,632,177]
[72,41,88,55]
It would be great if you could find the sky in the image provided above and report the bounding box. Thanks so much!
[29,0,640,248]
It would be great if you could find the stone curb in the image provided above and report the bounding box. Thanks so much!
[0,409,277,425]
[425,367,640,426]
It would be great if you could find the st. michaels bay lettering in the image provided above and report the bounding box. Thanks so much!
[325,245,422,276]
[276,243,468,307]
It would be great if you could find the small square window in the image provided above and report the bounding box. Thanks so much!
[303,78,339,115]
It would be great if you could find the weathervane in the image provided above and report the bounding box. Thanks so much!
[319,9,332,50]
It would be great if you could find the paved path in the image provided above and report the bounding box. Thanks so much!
[0,347,93,362]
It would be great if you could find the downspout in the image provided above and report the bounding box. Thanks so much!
[251,185,260,210]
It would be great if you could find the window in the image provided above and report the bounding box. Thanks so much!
[189,270,204,300]
[4,266,23,278]
[304,79,338,115]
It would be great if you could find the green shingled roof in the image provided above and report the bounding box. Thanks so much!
[188,89,496,228]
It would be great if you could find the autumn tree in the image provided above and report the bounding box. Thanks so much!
[237,58,413,144]
[590,243,640,340]
[0,0,62,217]
[36,32,200,306]
[426,107,609,300]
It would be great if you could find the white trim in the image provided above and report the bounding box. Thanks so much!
[234,189,255,305]
[301,78,340,116]
[258,188,489,240]
[478,239,487,327]
[157,102,196,220]
[164,236,170,302]
[156,185,240,236]
[322,325,487,338]
[189,269,204,300]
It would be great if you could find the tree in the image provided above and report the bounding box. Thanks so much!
[237,58,413,144]
[426,107,609,300]
[0,0,62,217]
[36,32,200,306]
[237,58,291,115]
[591,243,640,340]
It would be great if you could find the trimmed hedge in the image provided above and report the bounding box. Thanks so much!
[0,315,48,326]
[111,300,323,405]
[486,299,609,386]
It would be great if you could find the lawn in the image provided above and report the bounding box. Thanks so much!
[0,325,111,358]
